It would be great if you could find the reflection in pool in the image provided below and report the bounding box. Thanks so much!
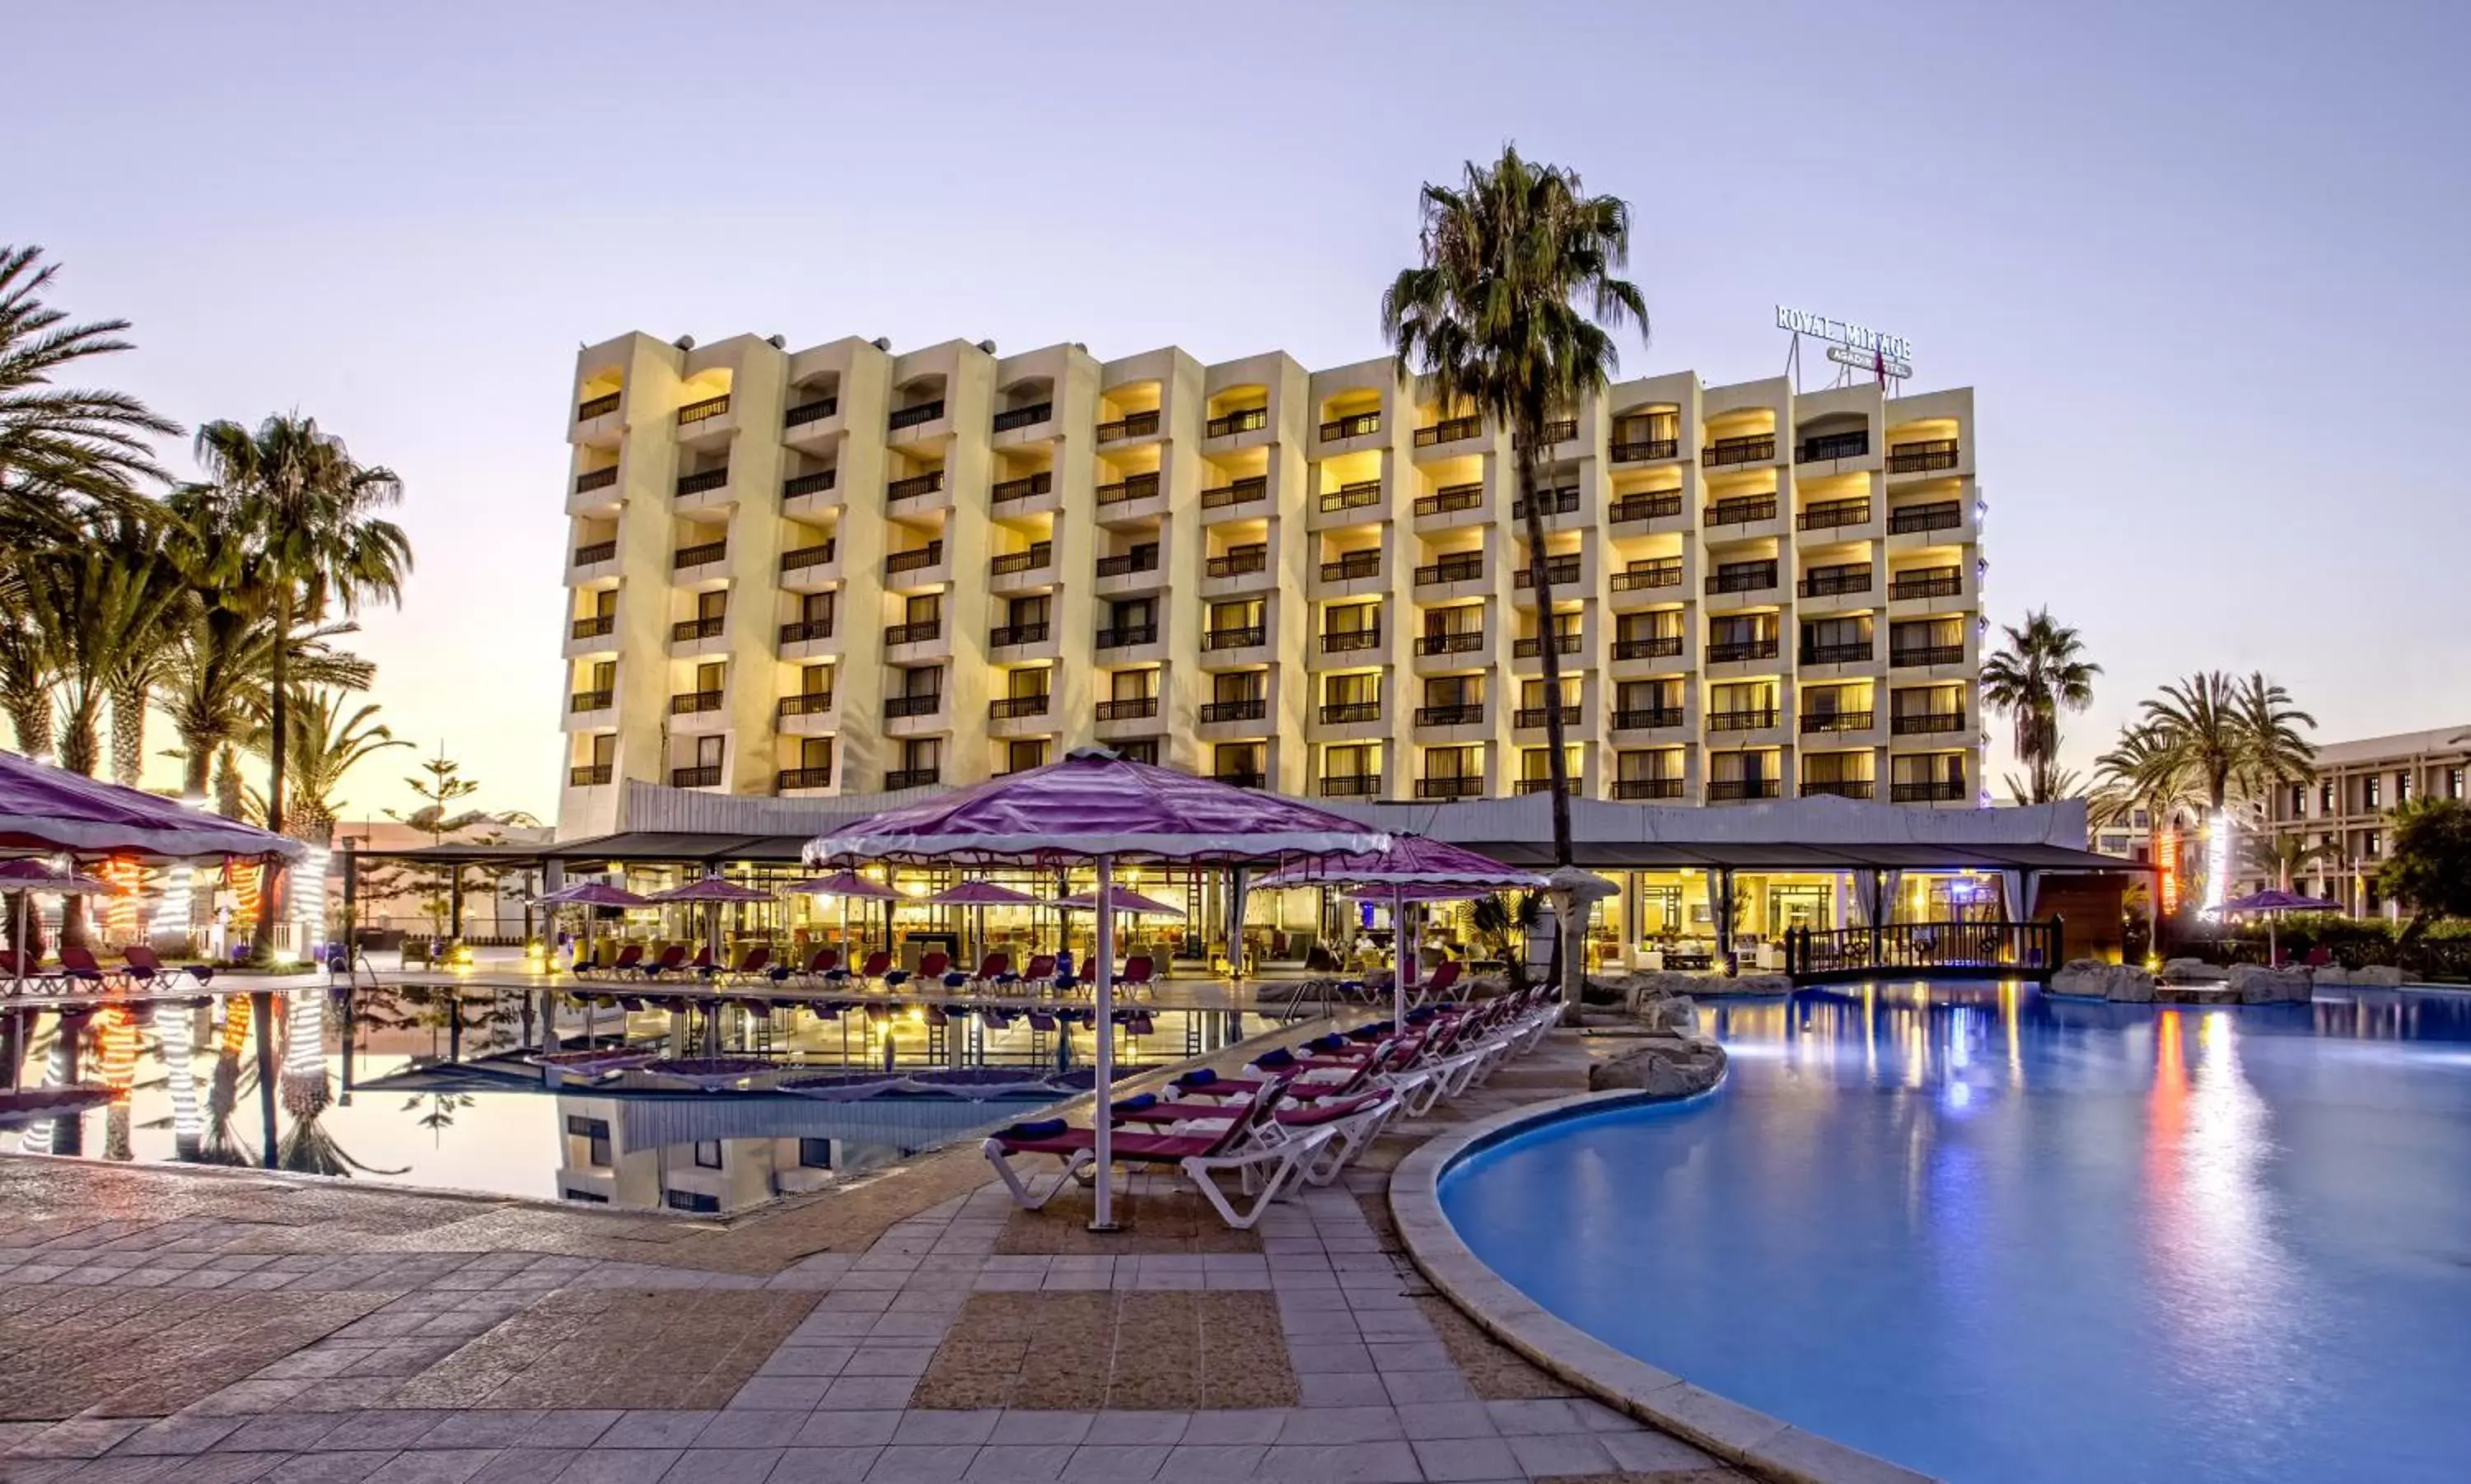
[1441,983,2471,1484]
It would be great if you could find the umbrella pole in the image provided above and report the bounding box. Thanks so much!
[1091,855,1119,1232]
[1394,884,1412,1025]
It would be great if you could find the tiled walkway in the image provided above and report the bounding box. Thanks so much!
[0,1035,1747,1484]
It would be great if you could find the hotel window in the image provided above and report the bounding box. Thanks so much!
[1519,746,1579,786]
[1798,615,1870,660]
[1208,598,1262,636]
[899,737,941,775]
[800,590,835,628]
[1616,408,1679,446]
[1005,594,1049,632]
[1424,675,1479,710]
[1708,614,1776,652]
[1323,671,1380,720]
[1616,749,1681,784]
[1889,618,1963,659]
[1616,610,1682,646]
[590,588,617,621]
[2289,784,2308,819]
[1543,609,1582,644]
[585,659,615,694]
[1767,884,1832,932]
[1802,751,1871,786]
[1213,742,1264,782]
[1520,678,1576,716]
[2319,781,2335,813]
[665,1190,722,1214]
[2363,830,2382,858]
[1213,670,1264,704]
[695,590,726,623]
[2394,771,2412,804]
[1116,739,1159,764]
[798,737,833,774]
[693,1141,722,1169]
[2364,776,2381,809]
[1424,604,1483,639]
[1424,744,1479,780]
[1710,681,1777,726]
[1617,679,1680,717]
[1006,667,1049,703]
[1109,595,1156,631]
[565,1115,613,1168]
[898,665,941,702]
[1323,743,1378,786]
[1006,740,1049,773]
[589,733,615,769]
[1709,750,1773,788]
[694,660,725,697]
[1324,601,1380,637]
[2450,768,2465,800]
[904,592,941,630]
[1111,667,1158,705]
[691,735,724,772]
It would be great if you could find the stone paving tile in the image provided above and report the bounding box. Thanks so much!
[909,1291,1297,1412]
[387,1294,816,1412]
[0,1286,391,1421]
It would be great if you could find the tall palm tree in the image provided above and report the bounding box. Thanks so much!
[1979,609,2100,805]
[2229,670,2319,803]
[244,689,412,847]
[18,512,186,778]
[0,245,175,521]
[2137,670,2316,908]
[188,417,409,958]
[158,608,372,802]
[2244,830,2333,894]
[1381,145,1647,878]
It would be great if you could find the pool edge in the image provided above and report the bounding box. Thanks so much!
[1389,1080,1944,1484]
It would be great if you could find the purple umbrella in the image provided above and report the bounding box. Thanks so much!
[1254,835,1546,1019]
[533,881,651,978]
[785,870,903,954]
[2221,888,2342,965]
[0,859,119,996]
[0,750,303,861]
[1055,886,1185,917]
[928,881,1040,972]
[805,749,1385,1230]
[649,877,773,963]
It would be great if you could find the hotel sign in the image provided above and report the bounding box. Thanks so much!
[1777,306,1913,378]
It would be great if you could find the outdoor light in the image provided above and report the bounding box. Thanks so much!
[292,845,329,961]
[155,862,193,943]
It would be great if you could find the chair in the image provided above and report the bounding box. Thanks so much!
[1115,954,1156,999]
[998,953,1056,992]
[1414,960,1462,1006]
[709,945,769,982]
[600,944,647,978]
[55,945,119,987]
[2305,947,2332,968]
[831,950,892,987]
[983,1077,1333,1230]
[963,952,1007,990]
[885,950,947,992]
[798,946,842,982]
[121,944,210,988]
[639,945,689,978]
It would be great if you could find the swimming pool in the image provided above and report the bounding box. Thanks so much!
[1439,983,2471,1484]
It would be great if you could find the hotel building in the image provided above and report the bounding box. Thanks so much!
[2253,726,2470,917]
[555,332,1986,839]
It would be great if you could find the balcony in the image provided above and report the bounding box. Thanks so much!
[1708,637,1781,664]
[1802,711,1875,734]
[1514,705,1581,729]
[1320,775,1380,797]
[1096,471,1161,506]
[1889,501,1965,535]
[675,468,729,500]
[1892,778,1969,803]
[1416,777,1483,800]
[1203,624,1264,651]
[781,542,838,574]
[1613,707,1685,730]
[1705,495,1778,528]
[1417,631,1486,657]
[1511,487,1581,520]
[1095,547,1161,579]
[1516,418,1578,447]
[569,615,615,641]
[988,623,1049,649]
[1614,777,1684,800]
[1610,436,1679,464]
[577,392,621,421]
[1609,561,1683,593]
[573,539,618,567]
[989,543,1053,580]
[671,616,726,643]
[1207,546,1268,580]
[1514,778,1564,796]
[1415,553,1483,586]
[1320,411,1380,441]
[884,693,942,719]
[1707,562,1778,595]
[785,396,838,428]
[1096,409,1161,442]
[1887,439,1960,474]
[992,402,1052,433]
[1415,703,1483,726]
[677,394,731,427]
[569,689,614,714]
[568,764,613,787]
[1801,779,1876,800]
[1200,698,1266,724]
[782,469,838,500]
[1414,482,1485,520]
[778,766,834,791]
[1206,406,1268,438]
[1317,480,1383,515]
[887,399,945,432]
[1707,708,1780,732]
[1708,778,1782,800]
[989,693,1052,720]
[778,693,836,720]
[1319,702,1381,725]
[1095,623,1159,650]
[991,471,1052,505]
[1890,568,1964,601]
[670,690,724,716]
[1511,555,1584,589]
[884,619,942,646]
[887,469,945,505]
[1214,769,1268,790]
[885,767,942,790]
[1798,497,1872,532]
[1095,698,1158,722]
[1890,645,1966,668]
[778,618,835,645]
[672,540,727,572]
[574,466,619,495]
[885,542,946,576]
[1801,566,1872,598]
[1893,712,1969,735]
[1200,475,1267,510]
[1611,635,1684,661]
[1320,550,1382,583]
[1798,432,1870,463]
[1512,633,1581,658]
[670,764,723,788]
[1413,414,1483,447]
[1320,628,1381,655]
[1608,491,1684,525]
[1703,434,1776,467]
[1800,642,1873,666]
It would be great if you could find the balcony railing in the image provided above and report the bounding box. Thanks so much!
[884,619,942,646]
[1317,480,1382,514]
[782,469,838,499]
[1320,551,1382,582]
[677,394,731,426]
[569,689,613,713]
[675,468,729,497]
[1511,487,1581,520]
[1892,711,1968,735]
[1706,495,1778,526]
[568,764,613,787]
[1414,482,1485,519]
[887,399,945,432]
[785,396,838,427]
[1095,623,1159,649]
[1707,562,1778,594]
[1802,710,1875,733]
[1798,431,1870,463]
[1415,703,1483,726]
[1200,698,1265,724]
[670,690,724,716]
[989,543,1053,577]
[1319,702,1380,725]
[1320,628,1381,653]
[671,764,723,788]
[1413,415,1483,447]
[569,615,614,640]
[885,767,941,790]
[1206,406,1268,438]
[1708,778,1782,800]
[1610,561,1684,592]
[672,540,727,570]
[1200,475,1268,509]
[992,401,1052,433]
[1707,637,1781,664]
[1703,434,1776,466]
[778,693,836,718]
[1207,546,1268,580]
[781,542,837,572]
[1608,490,1685,525]
[885,542,946,576]
[1214,769,1267,790]
[779,618,834,644]
[1414,553,1484,586]
[1801,779,1876,800]
[1417,631,1487,656]
[1096,409,1161,442]
[1512,632,1582,658]
[1801,566,1872,597]
[778,766,834,791]
[1612,635,1684,660]
[1416,777,1483,800]
[887,469,945,503]
[884,693,942,719]
[1890,568,1964,601]
[1887,439,1960,474]
[1320,775,1380,797]
[1320,411,1380,441]
[1890,644,1965,668]
[1800,641,1873,665]
[990,470,1053,506]
[1514,779,1563,796]
[1515,705,1581,729]
[989,693,1052,720]
[988,623,1049,649]
[1892,778,1969,802]
[1798,497,1873,531]
[1889,501,1965,534]
[577,392,620,420]
[671,616,726,643]
[1707,708,1779,731]
[1512,556,1584,589]
[1610,436,1679,463]
[1096,471,1161,506]
[1095,698,1158,722]
[573,539,617,567]
[573,466,619,494]
[1095,546,1161,578]
[1614,707,1685,730]
[1516,418,1578,447]
[1614,777,1684,800]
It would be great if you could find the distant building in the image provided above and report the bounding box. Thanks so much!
[2254,726,2470,917]
[332,819,554,940]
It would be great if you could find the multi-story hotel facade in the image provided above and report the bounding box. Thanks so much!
[554,331,1987,839]
[2253,726,2469,917]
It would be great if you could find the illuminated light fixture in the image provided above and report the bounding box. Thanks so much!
[292,845,331,963]
[160,1001,203,1152]
[2200,810,2230,921]
[155,863,194,943]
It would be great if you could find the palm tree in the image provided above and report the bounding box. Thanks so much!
[0,245,176,521]
[2244,830,2333,893]
[244,689,412,847]
[2003,767,2082,806]
[2229,670,2319,803]
[1980,609,2100,805]
[18,512,185,778]
[188,417,409,958]
[2137,670,2316,908]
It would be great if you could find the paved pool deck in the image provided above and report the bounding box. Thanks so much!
[0,1032,1747,1484]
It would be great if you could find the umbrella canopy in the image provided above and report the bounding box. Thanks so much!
[647,877,774,904]
[927,880,1041,907]
[805,749,1389,867]
[0,750,305,860]
[782,870,901,900]
[2220,889,2341,913]
[534,881,652,908]
[1252,833,1546,901]
[1056,886,1185,917]
[0,859,117,894]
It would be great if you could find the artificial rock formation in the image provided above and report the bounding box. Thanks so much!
[2049,959,2158,1002]
[1589,1035,1727,1098]
[2230,964,2315,1004]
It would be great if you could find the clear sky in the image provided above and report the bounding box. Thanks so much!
[16,0,2468,819]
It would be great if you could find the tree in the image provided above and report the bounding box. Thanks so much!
[0,245,175,522]
[2134,670,2317,909]
[1382,145,1647,1010]
[2380,799,2471,945]
[243,690,411,847]
[1979,609,2100,804]
[17,511,185,779]
[2002,768,2082,807]
[187,417,409,959]
[2244,830,2333,893]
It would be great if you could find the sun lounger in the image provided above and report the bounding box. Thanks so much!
[983,1077,1332,1230]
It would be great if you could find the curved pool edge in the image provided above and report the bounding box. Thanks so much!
[1390,1081,1943,1484]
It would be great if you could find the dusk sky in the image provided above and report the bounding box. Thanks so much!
[18,0,2466,819]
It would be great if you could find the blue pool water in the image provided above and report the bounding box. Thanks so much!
[1440,985,2471,1484]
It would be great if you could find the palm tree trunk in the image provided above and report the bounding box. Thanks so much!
[7,693,53,763]
[213,745,244,819]
[179,727,213,800]
[108,679,147,788]
[54,712,100,951]
[252,590,295,961]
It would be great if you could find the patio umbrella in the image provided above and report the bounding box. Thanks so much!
[532,881,649,971]
[928,880,1041,970]
[2219,888,2341,966]
[805,747,1385,1230]
[0,750,305,861]
[647,876,773,960]
[0,860,119,996]
[786,870,901,954]
[1055,886,1186,917]
[1256,835,1547,1022]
